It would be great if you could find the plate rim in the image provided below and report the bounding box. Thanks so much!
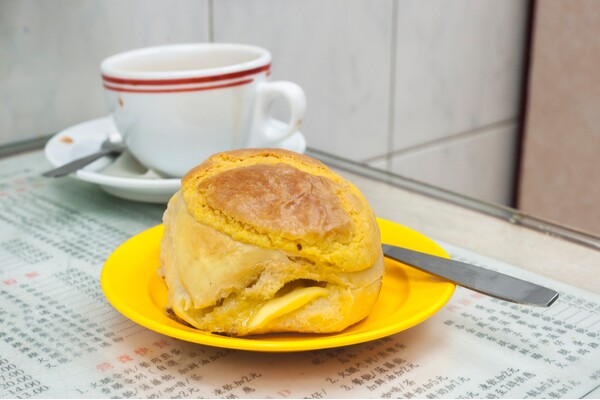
[101,219,455,352]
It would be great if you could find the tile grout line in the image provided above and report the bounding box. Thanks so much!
[385,0,399,173]
[364,117,520,165]
[207,0,215,42]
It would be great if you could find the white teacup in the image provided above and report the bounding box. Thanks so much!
[101,43,306,177]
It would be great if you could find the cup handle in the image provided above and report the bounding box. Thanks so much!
[248,81,306,147]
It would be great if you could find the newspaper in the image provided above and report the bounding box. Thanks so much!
[1,150,599,399]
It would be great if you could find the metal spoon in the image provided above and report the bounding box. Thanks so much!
[43,132,125,177]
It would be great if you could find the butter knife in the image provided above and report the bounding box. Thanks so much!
[382,244,559,307]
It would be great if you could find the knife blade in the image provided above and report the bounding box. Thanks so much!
[382,244,559,307]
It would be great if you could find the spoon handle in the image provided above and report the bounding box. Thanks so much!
[42,149,117,177]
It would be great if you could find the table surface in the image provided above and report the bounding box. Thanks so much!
[1,141,599,399]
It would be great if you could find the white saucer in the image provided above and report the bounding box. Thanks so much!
[44,117,307,203]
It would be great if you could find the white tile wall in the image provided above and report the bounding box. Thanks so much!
[393,0,528,150]
[212,0,529,205]
[0,0,209,144]
[370,122,520,205]
[0,0,529,205]
[387,0,528,205]
[212,0,394,161]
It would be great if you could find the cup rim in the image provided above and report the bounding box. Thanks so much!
[100,43,271,80]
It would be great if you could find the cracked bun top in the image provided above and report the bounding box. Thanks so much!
[181,148,380,272]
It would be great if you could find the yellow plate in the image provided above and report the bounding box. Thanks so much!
[100,218,455,352]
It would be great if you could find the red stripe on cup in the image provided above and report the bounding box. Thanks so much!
[103,78,254,93]
[102,64,270,86]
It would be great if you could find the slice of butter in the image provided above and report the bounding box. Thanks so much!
[247,286,328,332]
